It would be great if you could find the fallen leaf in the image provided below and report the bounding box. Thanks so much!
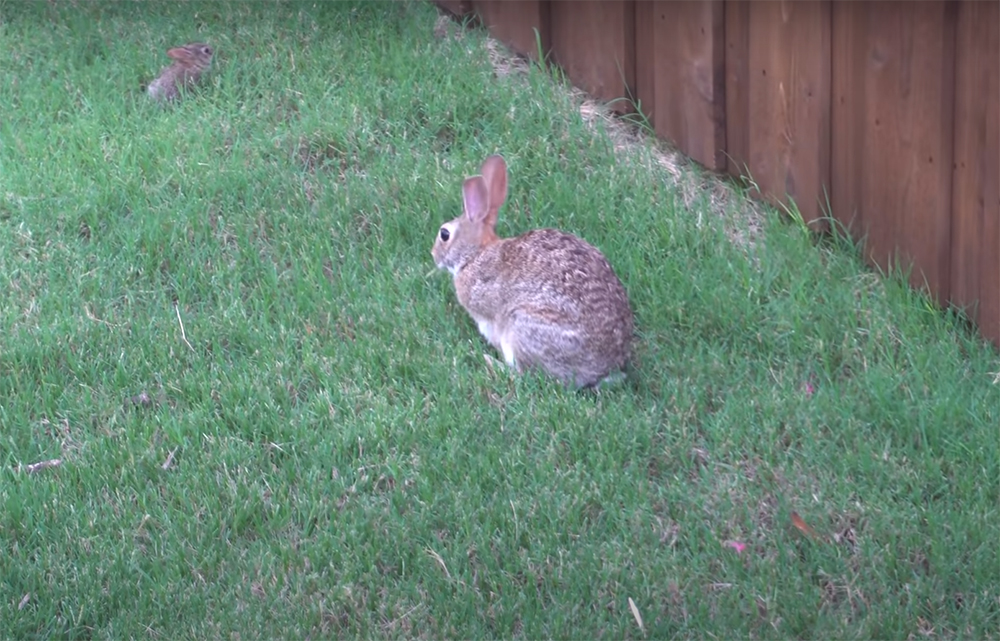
[791,511,822,541]
[627,596,645,635]
[21,459,62,474]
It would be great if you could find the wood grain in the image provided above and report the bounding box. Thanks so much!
[951,0,999,344]
[471,0,550,60]
[634,0,655,124]
[549,0,635,113]
[875,1,955,301]
[745,1,831,227]
[724,0,751,178]
[831,2,868,233]
[635,1,725,169]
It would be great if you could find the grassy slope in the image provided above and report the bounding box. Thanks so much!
[1,1,997,638]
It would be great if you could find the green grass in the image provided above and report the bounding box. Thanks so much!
[1,1,998,638]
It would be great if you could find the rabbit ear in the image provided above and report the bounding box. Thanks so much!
[462,176,490,224]
[480,155,508,226]
[166,47,192,61]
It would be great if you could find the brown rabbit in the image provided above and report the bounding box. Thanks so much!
[432,155,634,388]
[147,42,213,102]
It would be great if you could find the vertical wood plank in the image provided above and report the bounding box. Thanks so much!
[831,2,868,232]
[866,2,956,301]
[951,0,999,344]
[471,0,550,60]
[982,169,1000,346]
[832,2,958,304]
[634,0,655,122]
[635,1,725,169]
[725,0,751,178]
[549,0,635,113]
[745,1,831,227]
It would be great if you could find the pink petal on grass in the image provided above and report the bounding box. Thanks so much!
[724,540,746,554]
[803,381,815,397]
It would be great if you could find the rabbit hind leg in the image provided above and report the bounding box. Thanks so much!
[502,313,592,385]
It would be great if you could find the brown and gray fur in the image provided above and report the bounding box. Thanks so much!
[432,154,633,388]
[147,42,213,102]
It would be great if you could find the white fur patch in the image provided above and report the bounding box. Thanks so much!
[498,335,516,367]
[598,371,627,387]
[472,318,513,367]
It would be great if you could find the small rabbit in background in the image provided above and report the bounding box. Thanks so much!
[432,154,635,389]
[147,42,213,102]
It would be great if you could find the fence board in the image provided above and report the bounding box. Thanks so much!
[549,0,635,113]
[951,1,999,343]
[724,0,750,178]
[635,1,655,126]
[983,171,1000,345]
[471,0,549,60]
[833,1,957,303]
[983,174,1000,346]
[636,1,725,169]
[743,1,831,227]
[831,3,867,234]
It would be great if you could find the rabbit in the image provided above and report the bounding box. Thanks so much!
[147,42,213,102]
[432,154,634,388]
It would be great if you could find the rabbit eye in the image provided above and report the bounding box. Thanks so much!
[439,227,450,242]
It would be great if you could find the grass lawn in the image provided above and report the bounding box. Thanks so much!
[1,1,998,638]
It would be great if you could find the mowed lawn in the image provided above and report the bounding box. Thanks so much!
[1,1,998,638]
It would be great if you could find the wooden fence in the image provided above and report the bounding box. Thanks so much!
[436,0,999,347]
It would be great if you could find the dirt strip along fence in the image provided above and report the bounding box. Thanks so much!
[435,0,999,348]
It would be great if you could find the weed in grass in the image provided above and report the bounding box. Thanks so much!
[1,1,998,639]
